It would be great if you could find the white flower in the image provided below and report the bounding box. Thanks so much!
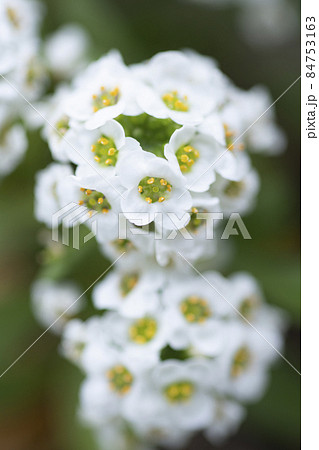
[66,120,126,182]
[0,110,27,178]
[79,348,154,426]
[31,279,83,334]
[97,225,155,262]
[162,272,231,355]
[34,163,73,227]
[154,194,219,267]
[227,272,264,322]
[117,139,192,229]
[0,0,42,73]
[60,316,109,366]
[66,51,142,130]
[204,399,246,445]
[197,112,251,182]
[210,168,260,216]
[56,174,121,240]
[164,126,228,192]
[42,86,75,162]
[93,260,165,318]
[7,38,48,101]
[123,359,215,432]
[102,311,168,361]
[213,321,279,402]
[44,24,90,79]
[221,85,286,155]
[134,50,226,125]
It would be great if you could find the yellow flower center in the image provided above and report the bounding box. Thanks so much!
[223,124,245,152]
[129,317,157,344]
[55,115,70,137]
[106,365,134,395]
[119,273,139,297]
[91,135,118,167]
[78,188,111,214]
[231,346,251,378]
[92,86,120,112]
[223,180,245,198]
[180,295,212,323]
[239,296,258,320]
[162,91,189,112]
[6,8,19,28]
[138,177,172,203]
[164,381,194,403]
[175,144,200,173]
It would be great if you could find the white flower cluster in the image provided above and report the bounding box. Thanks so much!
[58,267,284,449]
[32,50,286,448]
[35,50,285,265]
[185,0,298,47]
[0,0,89,178]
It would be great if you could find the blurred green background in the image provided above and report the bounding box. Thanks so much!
[0,0,300,449]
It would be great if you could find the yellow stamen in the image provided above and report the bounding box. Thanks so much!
[160,179,167,185]
[110,86,119,97]
[180,154,189,163]
[158,197,165,203]
[145,197,152,204]
[98,137,109,145]
[108,147,115,155]
[147,177,155,184]
[98,197,104,204]
[138,186,143,193]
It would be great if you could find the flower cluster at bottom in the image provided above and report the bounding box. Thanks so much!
[51,260,285,450]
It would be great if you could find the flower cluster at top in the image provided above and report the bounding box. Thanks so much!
[32,49,286,449]
[35,49,286,267]
[0,0,90,179]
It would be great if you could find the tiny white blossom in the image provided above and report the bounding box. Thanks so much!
[204,399,246,444]
[123,359,215,432]
[66,51,142,130]
[44,24,90,80]
[117,139,192,229]
[0,109,27,178]
[31,279,83,334]
[210,168,260,216]
[93,259,165,318]
[34,163,73,227]
[66,120,126,183]
[162,272,231,355]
